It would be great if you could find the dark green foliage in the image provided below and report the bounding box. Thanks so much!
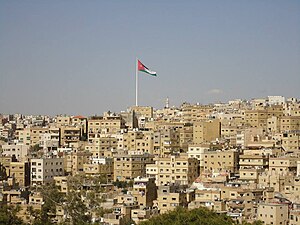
[0,205,24,225]
[113,180,133,189]
[140,207,233,225]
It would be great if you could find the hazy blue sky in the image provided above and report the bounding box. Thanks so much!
[0,1,299,116]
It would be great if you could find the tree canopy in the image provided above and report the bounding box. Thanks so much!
[139,207,233,225]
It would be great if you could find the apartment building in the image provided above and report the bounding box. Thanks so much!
[193,119,221,144]
[132,177,157,207]
[15,127,31,145]
[30,157,64,185]
[30,127,49,146]
[85,136,117,158]
[153,128,180,156]
[113,151,154,181]
[269,156,298,174]
[282,132,300,152]
[202,150,239,173]
[281,116,300,132]
[88,114,125,140]
[257,203,289,225]
[63,149,91,175]
[187,143,210,168]
[239,154,269,182]
[60,126,82,147]
[123,130,154,154]
[180,104,213,122]
[156,185,189,214]
[146,153,199,186]
[1,143,29,161]
[178,125,193,152]
[9,161,30,187]
[83,157,114,181]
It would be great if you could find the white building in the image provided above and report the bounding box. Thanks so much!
[268,96,285,105]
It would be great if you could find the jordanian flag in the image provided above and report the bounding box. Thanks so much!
[138,60,157,76]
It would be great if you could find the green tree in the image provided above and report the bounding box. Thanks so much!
[0,205,24,225]
[140,207,233,225]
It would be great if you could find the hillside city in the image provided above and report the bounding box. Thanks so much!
[1,95,300,225]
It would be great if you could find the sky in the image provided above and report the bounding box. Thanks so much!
[0,0,299,116]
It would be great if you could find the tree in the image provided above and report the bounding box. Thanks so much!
[139,207,233,225]
[0,204,24,225]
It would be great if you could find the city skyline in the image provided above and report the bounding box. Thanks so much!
[1,1,299,115]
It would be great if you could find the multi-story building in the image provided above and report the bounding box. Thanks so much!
[30,157,64,185]
[63,149,91,175]
[180,104,213,122]
[1,143,29,161]
[146,153,199,186]
[193,119,221,144]
[15,128,31,145]
[9,161,30,187]
[187,143,210,168]
[83,157,114,181]
[280,116,300,132]
[30,127,49,146]
[153,128,180,155]
[85,136,117,158]
[132,177,157,207]
[156,185,189,214]
[113,151,154,182]
[269,156,298,174]
[60,126,82,147]
[239,154,269,182]
[257,203,289,225]
[281,132,300,152]
[88,114,125,140]
[202,150,239,173]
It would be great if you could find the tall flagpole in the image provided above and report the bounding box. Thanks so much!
[135,58,138,106]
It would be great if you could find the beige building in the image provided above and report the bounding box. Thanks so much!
[30,127,49,146]
[202,150,239,173]
[239,154,269,182]
[113,151,154,181]
[63,149,91,175]
[85,136,117,158]
[123,130,154,154]
[281,116,300,132]
[1,143,29,161]
[180,104,213,122]
[146,153,199,186]
[156,185,189,214]
[187,143,210,168]
[193,119,221,144]
[257,203,289,225]
[282,132,300,152]
[269,156,298,174]
[54,176,68,193]
[9,161,30,187]
[88,115,125,140]
[60,125,82,147]
[83,157,114,182]
[258,171,293,192]
[178,125,193,152]
[153,128,180,155]
[132,177,157,207]
[15,127,31,145]
[244,106,284,131]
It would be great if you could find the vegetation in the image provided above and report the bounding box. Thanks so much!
[0,205,24,225]
[139,207,233,225]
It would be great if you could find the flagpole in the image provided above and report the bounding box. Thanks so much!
[135,58,138,106]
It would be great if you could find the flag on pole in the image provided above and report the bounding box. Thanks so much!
[137,60,157,76]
